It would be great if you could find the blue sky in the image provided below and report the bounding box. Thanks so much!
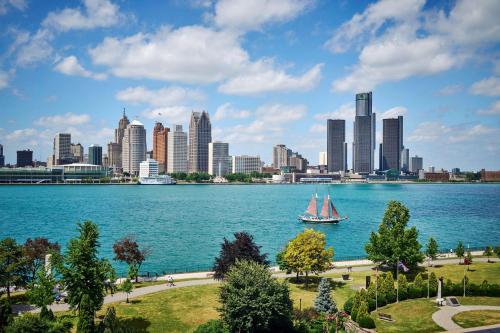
[0,0,499,169]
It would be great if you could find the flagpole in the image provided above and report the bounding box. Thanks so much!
[427,257,430,299]
[375,265,378,311]
[396,258,399,303]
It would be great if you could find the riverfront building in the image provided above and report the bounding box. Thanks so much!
[188,111,212,173]
[16,149,33,167]
[327,119,347,172]
[208,141,230,176]
[232,155,262,174]
[401,148,410,172]
[53,133,73,165]
[167,125,188,173]
[319,152,327,166]
[139,158,159,178]
[88,144,102,166]
[153,122,169,174]
[353,92,376,174]
[380,116,403,171]
[71,143,84,163]
[108,110,130,171]
[273,144,291,169]
[122,120,147,175]
[0,144,4,167]
[410,155,423,173]
[289,152,308,172]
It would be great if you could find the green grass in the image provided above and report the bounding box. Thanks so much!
[457,296,500,306]
[452,310,500,328]
[370,299,442,333]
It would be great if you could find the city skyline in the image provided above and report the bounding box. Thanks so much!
[0,0,499,169]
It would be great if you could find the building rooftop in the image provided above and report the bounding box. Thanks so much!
[130,119,144,126]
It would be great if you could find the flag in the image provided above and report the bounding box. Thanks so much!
[398,261,409,273]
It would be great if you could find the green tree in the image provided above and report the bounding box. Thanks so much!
[355,301,369,323]
[5,313,72,333]
[219,260,292,332]
[0,238,27,301]
[484,246,494,262]
[429,272,438,297]
[282,229,333,285]
[495,246,500,259]
[414,273,425,289]
[58,221,115,332]
[314,277,337,314]
[465,250,473,269]
[455,241,465,264]
[26,269,56,320]
[397,274,408,300]
[275,249,292,274]
[22,237,60,282]
[425,237,439,264]
[121,278,133,303]
[365,201,424,270]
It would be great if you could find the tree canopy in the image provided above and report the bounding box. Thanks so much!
[23,237,60,281]
[425,237,439,262]
[314,277,337,314]
[455,241,465,263]
[113,235,149,282]
[213,232,269,280]
[365,201,424,269]
[0,238,28,301]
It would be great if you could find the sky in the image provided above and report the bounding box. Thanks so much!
[0,0,499,170]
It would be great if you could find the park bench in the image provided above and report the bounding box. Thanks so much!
[378,313,394,322]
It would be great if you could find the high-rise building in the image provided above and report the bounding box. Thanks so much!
[153,122,169,174]
[410,156,423,173]
[122,120,147,175]
[88,144,103,166]
[353,92,376,174]
[108,110,130,171]
[53,133,73,165]
[289,152,308,172]
[16,149,33,167]
[273,144,291,169]
[71,143,84,163]
[380,116,403,171]
[401,148,410,173]
[327,119,347,172]
[102,154,109,168]
[232,155,262,174]
[319,152,327,166]
[208,141,230,176]
[0,144,4,167]
[167,125,188,173]
[188,111,212,173]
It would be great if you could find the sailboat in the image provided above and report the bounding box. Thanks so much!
[298,193,348,224]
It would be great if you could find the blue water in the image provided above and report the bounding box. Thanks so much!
[0,184,499,275]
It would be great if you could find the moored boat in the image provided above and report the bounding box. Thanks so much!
[298,193,347,224]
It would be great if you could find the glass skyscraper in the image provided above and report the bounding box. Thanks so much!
[380,116,403,171]
[188,111,212,173]
[353,92,376,174]
[327,119,347,172]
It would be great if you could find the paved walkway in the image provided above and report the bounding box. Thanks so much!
[432,305,500,331]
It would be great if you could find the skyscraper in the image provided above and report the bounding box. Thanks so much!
[53,133,72,165]
[273,144,291,169]
[208,141,230,176]
[289,152,308,172]
[353,92,376,174]
[88,144,103,166]
[71,143,84,162]
[122,120,147,175]
[380,116,403,171]
[153,122,169,173]
[16,149,33,167]
[108,110,130,171]
[188,111,212,173]
[0,144,4,167]
[167,125,188,173]
[327,119,347,172]
[232,155,262,174]
[318,152,327,166]
[401,148,410,173]
[410,156,423,173]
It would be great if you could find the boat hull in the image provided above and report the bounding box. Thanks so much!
[297,215,348,224]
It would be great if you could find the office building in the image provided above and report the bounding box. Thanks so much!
[327,119,347,172]
[71,143,84,163]
[88,144,103,166]
[108,110,130,171]
[208,141,230,176]
[380,116,403,171]
[232,155,262,174]
[401,148,410,173]
[410,156,423,173]
[139,158,159,178]
[122,120,147,175]
[273,144,291,169]
[153,122,169,173]
[16,149,33,167]
[188,111,212,173]
[167,125,188,173]
[0,144,4,167]
[353,92,376,174]
[102,154,109,168]
[319,152,327,166]
[53,133,73,165]
[289,152,308,172]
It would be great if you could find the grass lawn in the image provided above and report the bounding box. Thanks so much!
[457,296,500,306]
[452,310,500,328]
[370,299,442,333]
[286,277,355,310]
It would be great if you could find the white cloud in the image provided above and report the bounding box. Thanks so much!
[0,70,8,90]
[448,124,496,143]
[54,55,107,80]
[379,106,407,119]
[408,121,497,144]
[116,86,204,107]
[255,103,307,123]
[437,84,463,96]
[35,113,91,127]
[213,0,314,32]
[470,77,500,97]
[214,103,251,120]
[42,0,122,32]
[218,61,322,95]
[309,124,326,133]
[141,106,192,125]
[314,103,355,121]
[408,122,451,142]
[0,0,27,15]
[477,100,500,116]
[13,29,54,67]
[5,128,38,141]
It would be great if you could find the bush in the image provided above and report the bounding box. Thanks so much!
[193,320,228,333]
[5,313,72,333]
[0,298,12,331]
[357,315,376,329]
[377,293,387,307]
[408,285,422,299]
[343,297,354,314]
[355,301,369,323]
[293,308,320,321]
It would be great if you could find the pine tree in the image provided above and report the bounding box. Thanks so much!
[77,294,94,333]
[314,277,337,314]
[355,301,369,323]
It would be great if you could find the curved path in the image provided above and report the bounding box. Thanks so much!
[432,305,500,331]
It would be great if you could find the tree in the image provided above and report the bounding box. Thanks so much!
[275,249,292,274]
[314,277,337,314]
[113,235,149,283]
[465,250,473,269]
[355,300,368,323]
[58,221,116,332]
[425,237,439,265]
[0,237,28,301]
[213,232,269,280]
[219,260,292,332]
[484,246,494,263]
[282,229,333,285]
[365,201,424,270]
[26,269,57,320]
[455,241,465,264]
[121,279,133,303]
[495,246,500,259]
[23,238,60,281]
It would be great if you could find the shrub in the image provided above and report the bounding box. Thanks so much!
[193,320,228,333]
[377,293,387,307]
[293,307,320,322]
[0,299,12,331]
[343,297,354,314]
[414,273,425,290]
[429,272,438,296]
[357,315,376,329]
[408,284,422,299]
[355,301,369,323]
[5,313,72,333]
